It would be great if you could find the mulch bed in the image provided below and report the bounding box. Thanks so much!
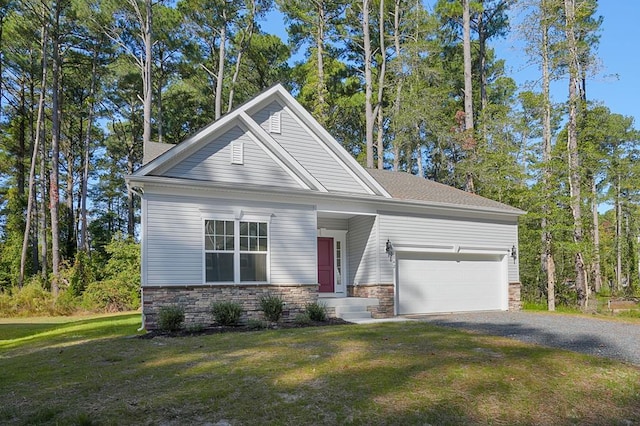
[138,317,352,339]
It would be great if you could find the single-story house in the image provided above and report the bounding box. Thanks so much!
[126,84,524,329]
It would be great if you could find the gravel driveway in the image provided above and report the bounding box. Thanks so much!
[414,311,640,365]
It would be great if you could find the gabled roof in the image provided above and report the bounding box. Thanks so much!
[128,84,523,216]
[366,169,525,214]
[132,84,390,198]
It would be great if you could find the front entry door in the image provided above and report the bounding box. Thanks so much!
[317,237,335,293]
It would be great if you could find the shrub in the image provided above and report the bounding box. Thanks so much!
[0,291,11,316]
[82,279,140,312]
[294,313,312,325]
[65,251,98,297]
[11,279,55,316]
[260,294,284,322]
[305,301,327,321]
[247,318,268,330]
[210,301,242,326]
[53,289,80,316]
[186,323,205,333]
[157,305,185,332]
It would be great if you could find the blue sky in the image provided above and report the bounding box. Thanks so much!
[495,1,640,126]
[263,1,639,127]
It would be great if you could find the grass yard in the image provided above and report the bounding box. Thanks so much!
[1,314,640,425]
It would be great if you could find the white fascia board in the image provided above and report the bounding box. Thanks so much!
[238,112,327,192]
[126,175,525,219]
[273,88,392,198]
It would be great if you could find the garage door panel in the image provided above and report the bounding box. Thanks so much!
[398,253,504,315]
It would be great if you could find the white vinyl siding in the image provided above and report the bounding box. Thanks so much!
[317,217,348,230]
[251,103,370,194]
[145,197,203,285]
[161,125,301,189]
[269,206,317,284]
[143,193,316,286]
[378,212,520,283]
[347,215,378,285]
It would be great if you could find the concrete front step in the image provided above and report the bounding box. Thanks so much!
[319,297,380,321]
[340,311,377,321]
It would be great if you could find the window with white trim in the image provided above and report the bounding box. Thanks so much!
[205,219,268,283]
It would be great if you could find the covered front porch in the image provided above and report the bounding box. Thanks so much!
[316,210,394,320]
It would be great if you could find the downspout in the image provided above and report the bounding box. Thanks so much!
[138,289,145,332]
[389,242,397,316]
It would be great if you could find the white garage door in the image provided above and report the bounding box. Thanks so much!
[397,252,505,315]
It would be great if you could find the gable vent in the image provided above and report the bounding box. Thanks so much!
[269,111,282,134]
[231,141,244,165]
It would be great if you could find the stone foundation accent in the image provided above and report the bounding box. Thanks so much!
[508,282,522,311]
[143,284,318,329]
[347,284,394,318]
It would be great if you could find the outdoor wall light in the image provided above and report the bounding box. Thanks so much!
[511,244,517,262]
[385,239,394,261]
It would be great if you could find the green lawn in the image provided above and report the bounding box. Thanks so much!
[1,314,639,425]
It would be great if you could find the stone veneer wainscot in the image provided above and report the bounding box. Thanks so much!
[348,284,395,318]
[508,282,522,311]
[143,284,318,329]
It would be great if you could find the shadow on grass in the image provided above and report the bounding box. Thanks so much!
[0,313,141,351]
[1,318,639,425]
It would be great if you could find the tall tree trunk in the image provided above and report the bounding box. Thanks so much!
[541,0,555,311]
[391,0,402,172]
[157,59,164,144]
[564,0,587,308]
[215,7,227,120]
[363,0,374,168]
[17,84,26,197]
[375,0,386,169]
[80,47,99,252]
[591,176,602,292]
[39,98,48,278]
[478,13,487,113]
[127,156,135,237]
[50,0,62,297]
[228,0,256,113]
[416,139,424,178]
[66,134,74,256]
[462,0,475,193]
[19,15,49,288]
[462,0,474,132]
[142,0,152,144]
[27,73,39,272]
[615,173,622,292]
[313,1,328,125]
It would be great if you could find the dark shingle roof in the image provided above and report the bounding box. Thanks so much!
[143,141,175,165]
[366,168,523,214]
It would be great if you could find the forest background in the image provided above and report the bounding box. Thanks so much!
[0,0,638,316]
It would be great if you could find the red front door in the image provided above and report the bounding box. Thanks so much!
[317,237,334,293]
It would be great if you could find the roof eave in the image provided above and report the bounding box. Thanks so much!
[125,175,526,217]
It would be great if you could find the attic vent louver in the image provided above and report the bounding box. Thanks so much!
[231,141,244,165]
[269,111,282,134]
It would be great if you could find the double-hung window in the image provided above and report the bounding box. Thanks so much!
[204,219,268,283]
